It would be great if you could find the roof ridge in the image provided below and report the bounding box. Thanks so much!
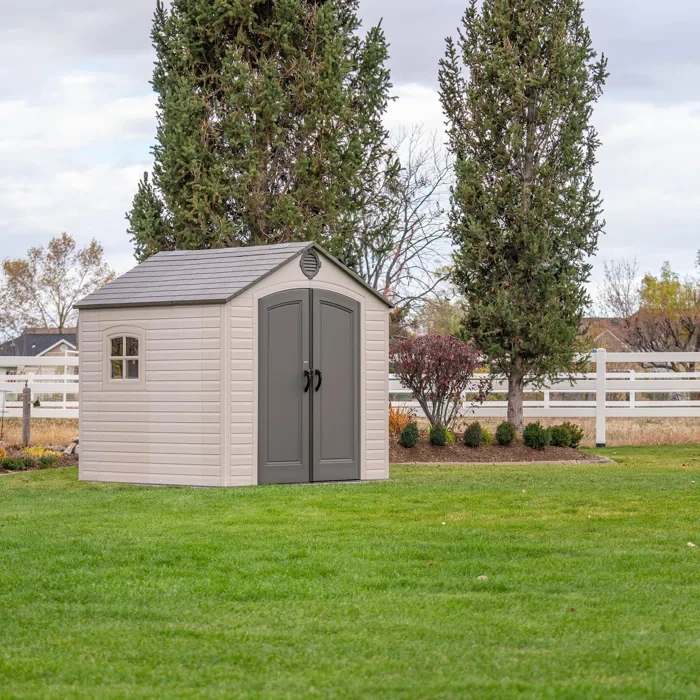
[154,242,310,256]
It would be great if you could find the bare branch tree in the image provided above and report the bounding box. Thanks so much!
[352,125,453,317]
[597,257,700,372]
[0,233,115,341]
[598,258,641,318]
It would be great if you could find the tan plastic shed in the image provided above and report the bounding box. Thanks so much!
[74,242,392,487]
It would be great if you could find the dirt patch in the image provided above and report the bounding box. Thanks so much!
[391,440,599,465]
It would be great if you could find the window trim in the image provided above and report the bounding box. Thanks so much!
[102,326,146,390]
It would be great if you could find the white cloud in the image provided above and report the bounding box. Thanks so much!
[595,99,700,275]
[385,84,446,134]
[0,162,150,273]
[0,64,156,272]
[0,72,156,155]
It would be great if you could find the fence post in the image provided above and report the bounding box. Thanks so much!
[63,346,68,410]
[629,369,636,409]
[22,386,31,447]
[596,348,607,447]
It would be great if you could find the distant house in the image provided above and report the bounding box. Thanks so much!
[582,318,631,353]
[0,329,78,376]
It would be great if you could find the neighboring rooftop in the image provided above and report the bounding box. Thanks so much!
[582,317,631,352]
[75,242,393,310]
[0,329,77,357]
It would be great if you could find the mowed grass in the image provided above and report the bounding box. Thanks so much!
[1,448,700,698]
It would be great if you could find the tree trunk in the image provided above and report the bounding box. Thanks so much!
[507,367,525,434]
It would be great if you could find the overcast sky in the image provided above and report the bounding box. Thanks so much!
[1,1,698,290]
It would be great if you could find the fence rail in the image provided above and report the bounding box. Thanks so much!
[0,354,79,420]
[390,349,700,446]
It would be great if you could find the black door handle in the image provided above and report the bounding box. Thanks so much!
[303,370,312,393]
[314,369,323,392]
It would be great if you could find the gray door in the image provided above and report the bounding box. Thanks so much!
[258,289,360,484]
[258,290,311,484]
[312,290,360,482]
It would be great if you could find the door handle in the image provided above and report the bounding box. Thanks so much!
[303,369,312,393]
[314,369,323,392]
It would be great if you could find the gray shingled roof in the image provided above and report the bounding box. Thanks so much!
[74,242,393,310]
[0,331,77,357]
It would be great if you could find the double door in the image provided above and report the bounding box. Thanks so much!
[258,289,360,484]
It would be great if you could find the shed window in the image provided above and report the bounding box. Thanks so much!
[109,335,140,380]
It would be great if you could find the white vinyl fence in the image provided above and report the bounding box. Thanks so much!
[390,349,700,446]
[0,354,79,420]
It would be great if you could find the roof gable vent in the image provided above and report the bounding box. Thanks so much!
[300,248,321,279]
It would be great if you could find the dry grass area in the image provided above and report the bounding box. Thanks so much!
[450,417,700,448]
[0,416,697,450]
[0,419,78,448]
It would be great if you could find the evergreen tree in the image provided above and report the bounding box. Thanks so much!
[439,0,607,432]
[128,0,397,264]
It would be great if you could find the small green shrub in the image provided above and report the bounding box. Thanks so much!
[429,424,448,447]
[561,422,585,449]
[399,422,419,448]
[2,457,25,472]
[495,422,516,447]
[549,425,572,448]
[463,422,483,448]
[547,422,585,449]
[481,427,493,446]
[39,454,59,469]
[22,456,37,470]
[523,421,551,450]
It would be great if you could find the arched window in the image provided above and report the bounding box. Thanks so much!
[109,334,141,380]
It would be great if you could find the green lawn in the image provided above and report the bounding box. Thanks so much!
[1,448,699,698]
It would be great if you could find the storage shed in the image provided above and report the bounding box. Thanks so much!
[74,242,392,487]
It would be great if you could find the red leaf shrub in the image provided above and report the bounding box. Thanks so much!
[390,335,489,428]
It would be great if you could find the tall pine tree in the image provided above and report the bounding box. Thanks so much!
[439,0,607,432]
[128,0,397,264]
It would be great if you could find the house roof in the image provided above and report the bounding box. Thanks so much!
[581,317,631,352]
[0,331,77,357]
[74,242,393,310]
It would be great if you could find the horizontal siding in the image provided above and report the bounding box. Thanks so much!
[81,423,221,434]
[80,411,221,424]
[79,306,223,487]
[81,470,222,487]
[365,470,389,482]
[82,452,221,466]
[80,460,221,476]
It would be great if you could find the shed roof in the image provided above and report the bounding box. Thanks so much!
[74,242,393,310]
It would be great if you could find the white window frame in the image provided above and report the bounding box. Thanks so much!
[102,327,145,390]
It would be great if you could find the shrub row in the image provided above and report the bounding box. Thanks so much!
[1,452,60,472]
[399,421,517,449]
[461,421,516,448]
[398,420,584,451]
[523,421,584,450]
